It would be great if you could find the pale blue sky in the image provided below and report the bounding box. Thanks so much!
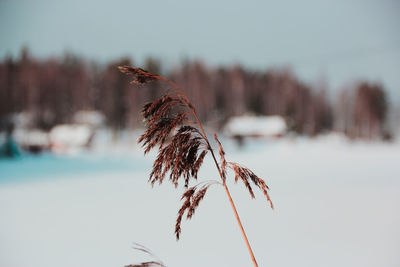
[1,0,399,101]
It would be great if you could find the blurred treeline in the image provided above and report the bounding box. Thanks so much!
[0,49,391,139]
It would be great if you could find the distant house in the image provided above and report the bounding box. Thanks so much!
[49,124,93,154]
[15,129,50,154]
[224,115,287,143]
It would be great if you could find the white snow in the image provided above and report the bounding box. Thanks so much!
[0,137,399,267]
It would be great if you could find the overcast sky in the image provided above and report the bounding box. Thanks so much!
[1,0,399,101]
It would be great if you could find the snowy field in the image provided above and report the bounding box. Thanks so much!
[0,136,399,267]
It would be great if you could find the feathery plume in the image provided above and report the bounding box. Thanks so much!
[213,133,227,182]
[118,66,158,84]
[126,243,166,267]
[229,162,274,209]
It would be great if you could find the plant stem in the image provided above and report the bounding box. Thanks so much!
[159,75,259,267]
[222,181,259,267]
[208,148,259,267]
[192,110,259,267]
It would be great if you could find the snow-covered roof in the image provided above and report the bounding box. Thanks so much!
[224,115,287,136]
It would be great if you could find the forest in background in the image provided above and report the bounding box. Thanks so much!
[0,48,394,140]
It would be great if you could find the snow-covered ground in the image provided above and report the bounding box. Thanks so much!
[0,136,399,267]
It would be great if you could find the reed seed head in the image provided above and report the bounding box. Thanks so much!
[118,65,158,84]
[118,65,274,245]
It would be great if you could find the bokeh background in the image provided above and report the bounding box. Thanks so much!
[0,1,399,267]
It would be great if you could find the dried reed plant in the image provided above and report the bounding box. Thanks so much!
[119,65,273,267]
[125,242,166,267]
